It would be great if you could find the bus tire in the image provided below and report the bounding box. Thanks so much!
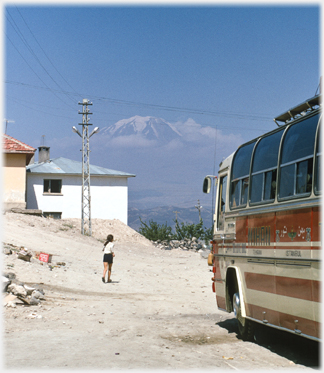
[233,292,254,341]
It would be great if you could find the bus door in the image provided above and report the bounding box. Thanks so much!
[213,173,231,310]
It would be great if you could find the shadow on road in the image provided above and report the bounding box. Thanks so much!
[217,318,321,369]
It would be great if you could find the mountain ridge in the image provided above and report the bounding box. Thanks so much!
[128,205,213,231]
[101,115,182,142]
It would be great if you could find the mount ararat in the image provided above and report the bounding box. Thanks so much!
[101,115,182,142]
[65,114,244,221]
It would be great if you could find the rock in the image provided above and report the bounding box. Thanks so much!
[170,240,180,248]
[32,290,46,300]
[24,284,36,296]
[6,301,17,308]
[3,247,12,255]
[2,276,11,292]
[3,293,17,306]
[3,272,16,280]
[31,285,45,295]
[7,283,27,298]
[29,297,40,305]
[17,249,32,262]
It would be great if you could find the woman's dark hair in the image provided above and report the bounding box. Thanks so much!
[104,234,114,246]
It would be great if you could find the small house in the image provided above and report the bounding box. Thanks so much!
[3,135,36,211]
[26,147,135,225]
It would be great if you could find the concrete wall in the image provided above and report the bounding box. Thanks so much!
[3,153,27,210]
[26,174,129,224]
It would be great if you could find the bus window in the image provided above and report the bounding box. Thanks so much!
[217,175,227,231]
[250,129,284,204]
[230,141,256,208]
[315,122,321,195]
[279,114,319,199]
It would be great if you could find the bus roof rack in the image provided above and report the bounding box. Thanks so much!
[273,94,321,126]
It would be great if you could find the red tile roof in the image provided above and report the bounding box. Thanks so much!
[3,134,36,154]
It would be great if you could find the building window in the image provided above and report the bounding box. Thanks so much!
[43,179,62,194]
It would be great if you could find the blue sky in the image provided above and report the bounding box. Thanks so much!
[4,3,320,211]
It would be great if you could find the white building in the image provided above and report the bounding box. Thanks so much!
[26,148,135,225]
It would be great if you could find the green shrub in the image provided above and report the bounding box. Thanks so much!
[138,217,213,244]
[138,218,172,241]
[173,219,204,240]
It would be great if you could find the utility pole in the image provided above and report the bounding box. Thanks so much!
[78,99,93,236]
[195,199,202,221]
[4,119,15,134]
[173,210,179,222]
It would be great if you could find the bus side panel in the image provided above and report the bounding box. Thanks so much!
[312,206,321,244]
[245,213,279,325]
[276,208,318,338]
[312,206,321,338]
[276,208,313,247]
[236,217,247,242]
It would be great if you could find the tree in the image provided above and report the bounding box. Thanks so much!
[138,218,172,241]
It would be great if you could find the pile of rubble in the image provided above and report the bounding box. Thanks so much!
[3,243,47,308]
[3,275,46,307]
[152,236,210,254]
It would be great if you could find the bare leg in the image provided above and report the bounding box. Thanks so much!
[103,262,108,282]
[108,263,113,282]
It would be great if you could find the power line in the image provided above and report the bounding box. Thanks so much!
[94,95,272,122]
[5,35,75,111]
[5,80,274,128]
[15,7,81,99]
[6,11,76,107]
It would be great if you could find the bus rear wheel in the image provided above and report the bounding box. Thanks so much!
[233,292,254,341]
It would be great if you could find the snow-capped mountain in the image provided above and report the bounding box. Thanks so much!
[101,115,182,142]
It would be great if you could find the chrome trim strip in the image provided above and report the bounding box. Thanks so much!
[212,253,320,263]
[228,197,320,217]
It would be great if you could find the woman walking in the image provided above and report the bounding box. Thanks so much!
[102,234,115,283]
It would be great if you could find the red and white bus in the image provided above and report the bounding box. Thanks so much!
[203,95,321,341]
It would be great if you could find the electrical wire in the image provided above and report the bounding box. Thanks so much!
[6,12,76,108]
[15,6,82,99]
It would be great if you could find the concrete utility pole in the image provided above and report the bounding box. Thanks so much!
[173,210,180,222]
[195,199,202,221]
[73,99,99,236]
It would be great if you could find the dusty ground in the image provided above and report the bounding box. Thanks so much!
[2,212,320,370]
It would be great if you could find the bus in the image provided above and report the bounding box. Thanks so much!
[203,94,321,341]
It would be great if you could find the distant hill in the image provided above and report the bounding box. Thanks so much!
[128,205,213,232]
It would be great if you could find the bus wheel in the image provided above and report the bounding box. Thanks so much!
[233,292,254,341]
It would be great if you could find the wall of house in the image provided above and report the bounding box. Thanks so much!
[3,153,27,210]
[26,174,129,224]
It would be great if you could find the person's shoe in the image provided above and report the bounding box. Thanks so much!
[108,279,112,283]
[102,277,105,283]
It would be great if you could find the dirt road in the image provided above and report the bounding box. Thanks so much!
[2,212,319,369]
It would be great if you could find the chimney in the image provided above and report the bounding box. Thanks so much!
[38,146,50,163]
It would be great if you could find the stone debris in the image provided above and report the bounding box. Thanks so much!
[3,246,46,308]
[7,283,27,297]
[17,248,33,262]
[152,237,211,259]
[2,276,11,292]
[3,277,46,307]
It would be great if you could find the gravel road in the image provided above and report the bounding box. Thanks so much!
[2,212,320,369]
